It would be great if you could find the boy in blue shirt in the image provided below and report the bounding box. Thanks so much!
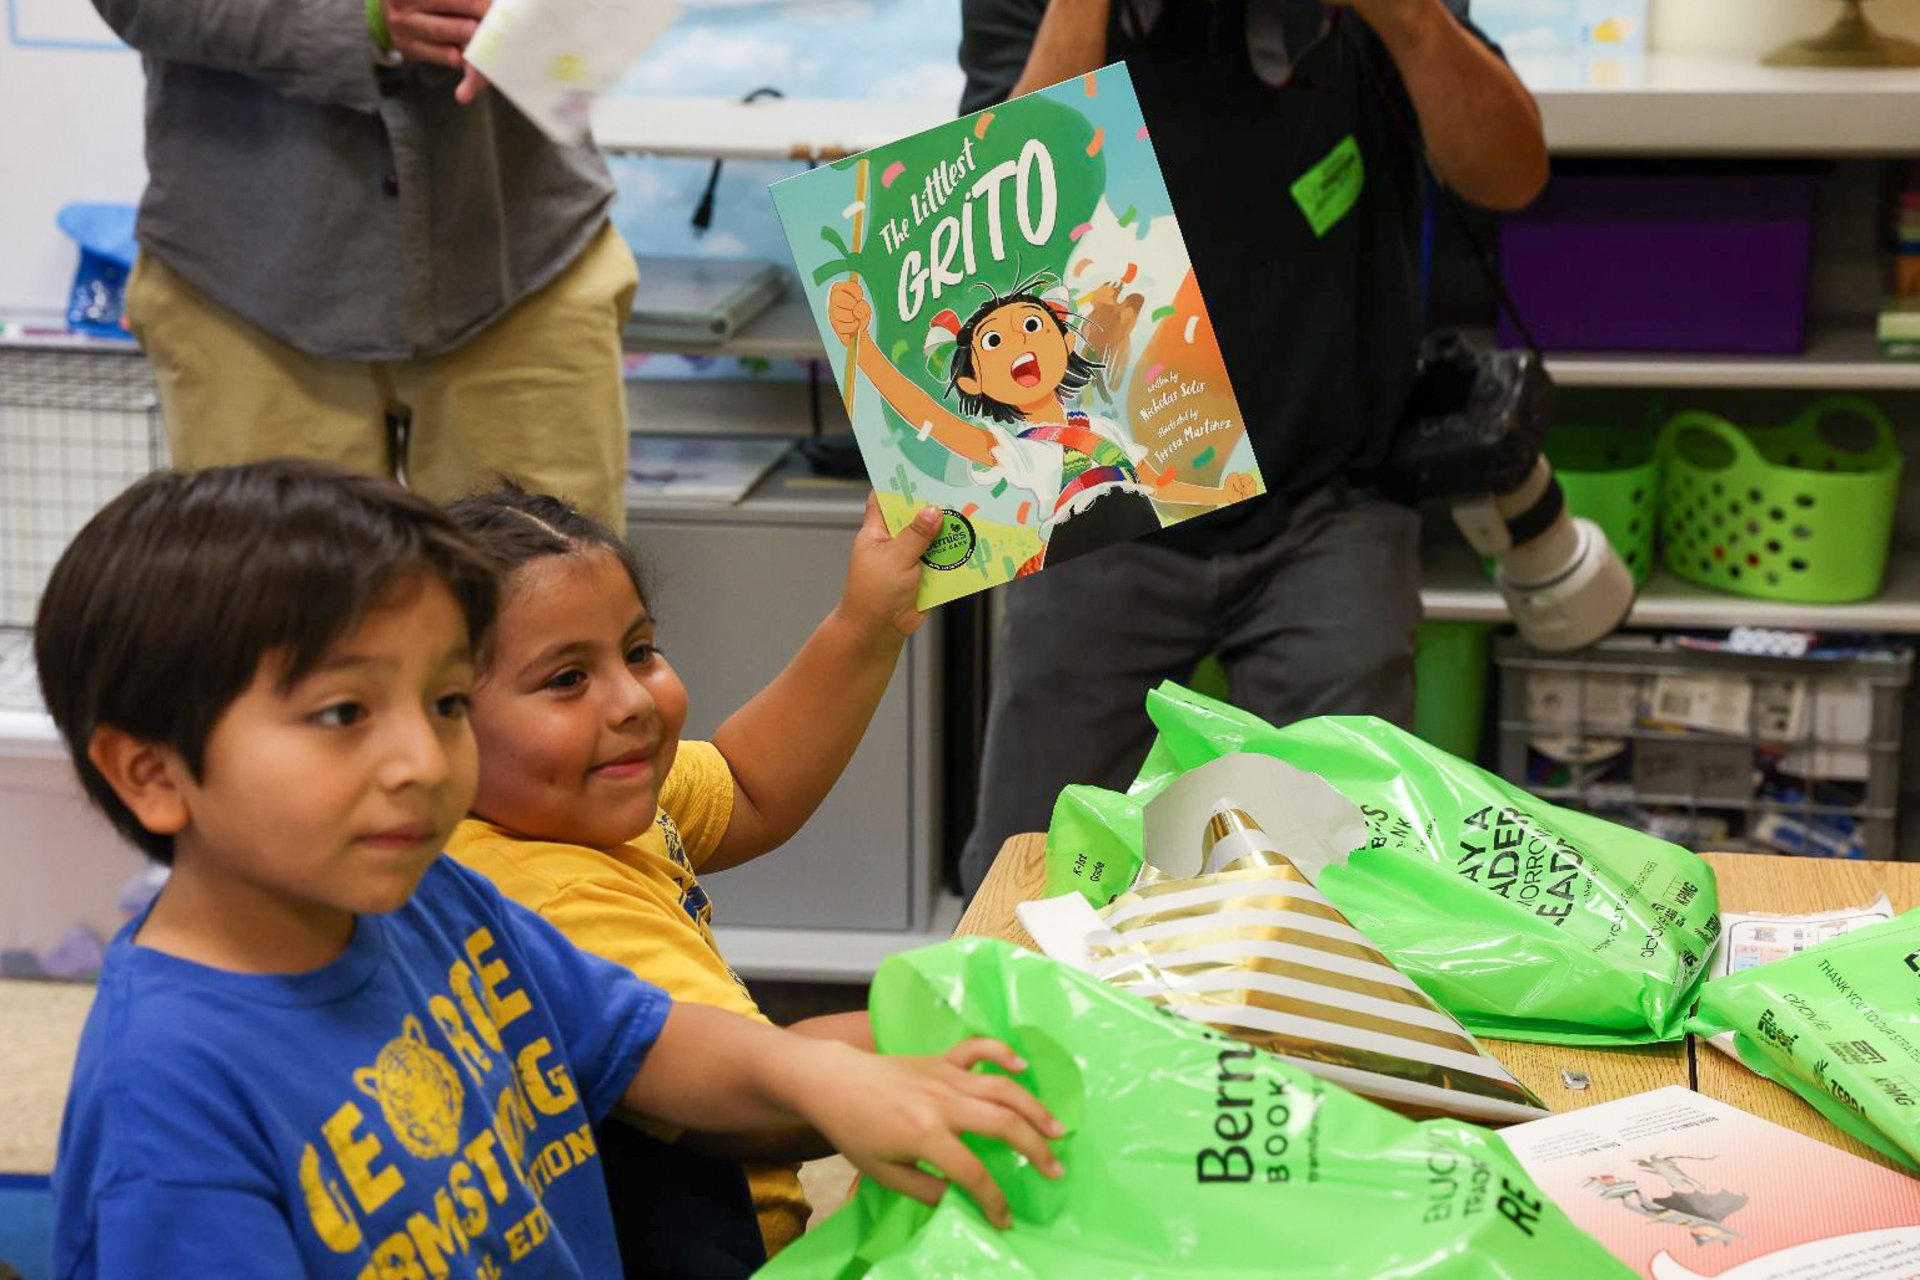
[35,460,1063,1279]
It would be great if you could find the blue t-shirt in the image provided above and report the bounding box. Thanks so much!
[52,858,670,1279]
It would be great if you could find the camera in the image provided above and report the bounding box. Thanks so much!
[1386,332,1635,652]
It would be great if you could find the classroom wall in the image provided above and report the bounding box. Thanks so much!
[0,0,145,316]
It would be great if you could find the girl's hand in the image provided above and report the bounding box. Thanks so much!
[798,1039,1065,1229]
[837,495,940,641]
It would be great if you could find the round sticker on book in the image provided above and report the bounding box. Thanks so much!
[921,509,976,571]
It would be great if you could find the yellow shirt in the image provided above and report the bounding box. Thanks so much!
[447,740,811,1256]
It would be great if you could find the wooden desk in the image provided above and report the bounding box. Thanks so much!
[955,836,1920,1171]
[0,978,93,1176]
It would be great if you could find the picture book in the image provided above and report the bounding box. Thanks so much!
[1501,1086,1920,1280]
[770,64,1266,608]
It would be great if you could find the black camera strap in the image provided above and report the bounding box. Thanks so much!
[1356,42,1546,358]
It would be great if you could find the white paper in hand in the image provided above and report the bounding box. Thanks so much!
[465,0,680,145]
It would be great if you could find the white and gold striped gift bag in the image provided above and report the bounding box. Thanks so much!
[1084,801,1547,1125]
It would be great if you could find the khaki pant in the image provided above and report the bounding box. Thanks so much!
[126,223,638,528]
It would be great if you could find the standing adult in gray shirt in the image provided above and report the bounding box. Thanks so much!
[96,0,637,526]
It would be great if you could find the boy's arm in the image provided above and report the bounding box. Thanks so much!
[703,498,938,872]
[618,1002,1064,1228]
[538,877,862,1160]
[673,1010,874,1164]
[787,1010,877,1051]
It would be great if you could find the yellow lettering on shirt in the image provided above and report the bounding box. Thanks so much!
[449,1160,489,1236]
[504,1203,552,1262]
[464,1130,511,1204]
[564,1124,596,1167]
[446,960,504,1055]
[464,928,532,1032]
[322,1101,404,1215]
[367,1230,428,1280]
[516,1038,579,1116]
[405,1187,470,1279]
[493,1085,533,1188]
[519,1121,597,1201]
[298,1142,363,1252]
[429,993,494,1078]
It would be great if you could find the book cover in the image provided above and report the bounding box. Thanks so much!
[1501,1087,1920,1280]
[770,64,1266,608]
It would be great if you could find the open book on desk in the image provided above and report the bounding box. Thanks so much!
[1501,1086,1920,1280]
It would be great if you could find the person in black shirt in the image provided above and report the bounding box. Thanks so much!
[957,0,1547,894]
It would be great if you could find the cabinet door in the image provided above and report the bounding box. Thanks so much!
[639,519,925,929]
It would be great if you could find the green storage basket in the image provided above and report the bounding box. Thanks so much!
[1482,423,1658,587]
[1547,423,1658,587]
[1657,396,1902,604]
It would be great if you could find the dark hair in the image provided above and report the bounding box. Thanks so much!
[947,272,1101,425]
[444,482,651,662]
[34,459,500,865]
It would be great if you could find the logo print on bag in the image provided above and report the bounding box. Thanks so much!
[354,1015,466,1159]
[1453,806,1587,927]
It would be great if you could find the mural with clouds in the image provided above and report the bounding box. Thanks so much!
[606,0,963,381]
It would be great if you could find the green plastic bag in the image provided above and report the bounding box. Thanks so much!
[759,937,1634,1280]
[1688,909,1920,1171]
[1045,683,1721,1045]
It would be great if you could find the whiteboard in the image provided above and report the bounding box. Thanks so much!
[0,0,147,314]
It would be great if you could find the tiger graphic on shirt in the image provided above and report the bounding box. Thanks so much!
[354,1016,466,1160]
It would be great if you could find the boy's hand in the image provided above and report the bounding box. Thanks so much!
[836,495,939,640]
[802,1038,1065,1229]
[828,279,872,347]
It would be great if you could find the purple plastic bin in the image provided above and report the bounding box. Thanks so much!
[1497,173,1819,355]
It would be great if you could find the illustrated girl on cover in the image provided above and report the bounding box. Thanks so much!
[828,273,1257,575]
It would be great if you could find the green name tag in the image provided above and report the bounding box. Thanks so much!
[1291,135,1364,239]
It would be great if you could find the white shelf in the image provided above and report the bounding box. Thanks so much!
[636,310,1920,392]
[592,55,1920,164]
[1519,53,1920,155]
[0,315,141,354]
[1546,322,1920,390]
[712,891,964,982]
[626,290,826,361]
[593,96,950,162]
[1422,538,1920,633]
